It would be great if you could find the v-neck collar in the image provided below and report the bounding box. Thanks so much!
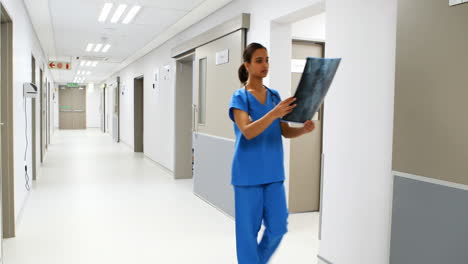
[245,87,269,106]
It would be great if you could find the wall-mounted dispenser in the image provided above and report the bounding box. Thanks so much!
[23,82,38,98]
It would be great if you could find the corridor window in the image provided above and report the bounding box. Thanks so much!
[198,57,207,125]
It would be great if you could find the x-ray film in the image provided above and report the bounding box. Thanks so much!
[282,57,341,123]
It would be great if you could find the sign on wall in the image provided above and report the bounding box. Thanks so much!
[216,49,229,65]
[291,59,306,73]
[449,0,468,6]
[49,61,71,70]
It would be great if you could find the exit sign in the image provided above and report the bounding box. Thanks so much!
[67,83,79,87]
[49,61,71,70]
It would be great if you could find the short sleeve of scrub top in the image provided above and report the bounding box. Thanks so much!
[228,88,285,186]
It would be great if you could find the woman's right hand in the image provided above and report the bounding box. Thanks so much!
[271,97,297,118]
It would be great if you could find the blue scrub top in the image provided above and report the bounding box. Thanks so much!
[228,87,285,186]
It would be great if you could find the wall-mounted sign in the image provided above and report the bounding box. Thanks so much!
[49,61,71,70]
[449,0,468,6]
[67,83,79,87]
[216,49,229,65]
[291,59,306,73]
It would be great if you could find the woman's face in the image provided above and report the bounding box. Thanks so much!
[245,48,269,79]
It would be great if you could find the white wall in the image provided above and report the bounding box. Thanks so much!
[319,1,397,264]
[102,0,322,171]
[2,0,56,220]
[292,12,326,41]
[86,84,100,128]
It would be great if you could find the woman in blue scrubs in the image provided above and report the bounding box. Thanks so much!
[229,42,315,264]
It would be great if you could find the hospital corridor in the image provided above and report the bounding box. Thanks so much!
[3,129,318,263]
[0,0,466,264]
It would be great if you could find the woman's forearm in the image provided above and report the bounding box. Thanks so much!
[281,125,305,138]
[241,111,278,140]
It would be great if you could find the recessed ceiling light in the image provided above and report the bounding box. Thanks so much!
[86,61,92,66]
[77,70,81,75]
[94,43,103,52]
[122,5,141,24]
[86,43,94,52]
[87,71,91,75]
[92,61,98,67]
[80,61,86,66]
[111,4,127,23]
[102,44,111,53]
[98,3,113,23]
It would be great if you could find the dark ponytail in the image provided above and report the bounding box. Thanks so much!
[238,64,249,85]
[238,42,267,85]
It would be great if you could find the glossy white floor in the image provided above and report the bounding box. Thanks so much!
[3,129,319,264]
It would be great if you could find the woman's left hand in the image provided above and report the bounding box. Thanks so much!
[302,120,315,133]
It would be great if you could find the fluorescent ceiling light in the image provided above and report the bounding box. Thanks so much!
[102,44,111,53]
[122,5,141,24]
[86,43,94,52]
[80,61,86,66]
[111,4,127,23]
[92,61,98,67]
[86,61,92,66]
[77,70,81,75]
[87,71,91,75]
[98,3,113,22]
[94,43,103,52]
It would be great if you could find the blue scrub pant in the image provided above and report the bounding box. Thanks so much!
[234,181,288,264]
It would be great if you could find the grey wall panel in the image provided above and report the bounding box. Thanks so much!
[390,176,468,264]
[193,133,234,217]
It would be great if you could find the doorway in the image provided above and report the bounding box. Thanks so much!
[133,76,144,152]
[59,86,86,129]
[112,77,120,142]
[289,40,325,213]
[101,85,106,133]
[40,69,46,162]
[174,53,195,179]
[47,81,51,145]
[31,56,37,180]
[270,7,327,261]
[1,4,14,239]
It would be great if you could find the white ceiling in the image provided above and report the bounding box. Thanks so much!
[24,0,231,85]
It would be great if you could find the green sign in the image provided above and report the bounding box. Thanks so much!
[60,106,71,109]
[67,83,79,87]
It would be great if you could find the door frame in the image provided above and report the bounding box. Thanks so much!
[47,81,50,145]
[133,76,144,152]
[1,4,15,238]
[102,85,106,133]
[39,68,45,162]
[174,52,195,179]
[31,55,37,181]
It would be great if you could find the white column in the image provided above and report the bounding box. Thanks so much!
[319,1,397,263]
